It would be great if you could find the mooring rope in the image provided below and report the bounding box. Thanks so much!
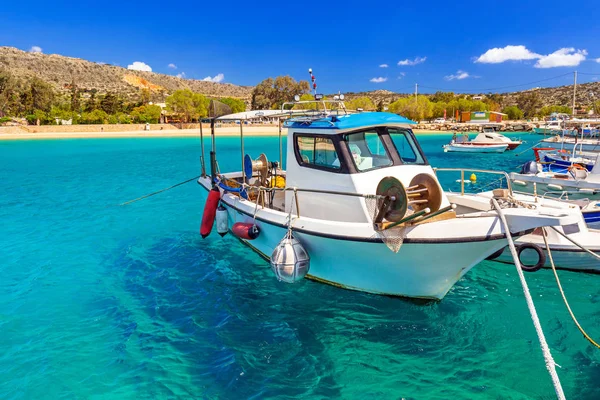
[491,198,565,400]
[514,140,543,157]
[119,176,200,206]
[541,228,600,349]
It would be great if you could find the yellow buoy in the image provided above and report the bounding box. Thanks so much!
[470,173,477,183]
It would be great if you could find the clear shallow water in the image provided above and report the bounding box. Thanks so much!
[1,133,599,399]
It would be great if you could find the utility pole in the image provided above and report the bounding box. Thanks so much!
[415,83,418,104]
[572,71,577,116]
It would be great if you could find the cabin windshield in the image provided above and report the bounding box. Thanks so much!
[345,130,392,171]
[343,127,426,172]
[388,128,426,165]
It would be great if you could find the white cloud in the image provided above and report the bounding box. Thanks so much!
[475,45,540,64]
[379,64,388,68]
[398,72,406,79]
[127,61,152,72]
[534,48,587,68]
[176,72,186,79]
[397,56,426,66]
[445,70,471,81]
[202,73,224,83]
[370,77,387,83]
[596,58,600,63]
[168,63,177,69]
[475,45,587,68]
[29,46,42,53]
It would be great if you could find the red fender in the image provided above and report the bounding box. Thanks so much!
[231,222,260,240]
[200,187,221,238]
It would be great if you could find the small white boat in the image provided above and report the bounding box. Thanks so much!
[465,129,522,150]
[533,120,564,135]
[197,90,579,300]
[443,142,508,153]
[510,155,600,201]
[541,135,600,153]
[447,190,600,273]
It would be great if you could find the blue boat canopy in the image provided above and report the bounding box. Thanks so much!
[284,112,416,130]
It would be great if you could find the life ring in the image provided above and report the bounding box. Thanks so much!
[486,246,506,260]
[517,243,546,272]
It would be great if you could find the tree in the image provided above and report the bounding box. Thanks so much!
[131,105,162,123]
[100,92,123,115]
[376,100,384,112]
[69,80,81,113]
[388,95,433,121]
[85,89,98,112]
[345,96,376,111]
[28,77,55,114]
[251,76,310,110]
[430,91,455,103]
[80,109,108,124]
[219,97,246,113]
[140,88,151,105]
[516,92,542,118]
[594,100,600,115]
[0,69,18,117]
[538,105,572,116]
[502,106,524,120]
[166,89,207,122]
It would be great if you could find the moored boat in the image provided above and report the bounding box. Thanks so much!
[197,91,579,300]
[443,142,508,153]
[445,190,600,272]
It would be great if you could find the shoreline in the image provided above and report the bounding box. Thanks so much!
[0,126,449,140]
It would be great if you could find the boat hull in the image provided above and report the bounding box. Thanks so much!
[443,144,507,153]
[221,203,507,300]
[511,175,600,201]
[541,140,600,153]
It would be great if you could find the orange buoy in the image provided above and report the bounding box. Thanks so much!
[200,187,221,238]
[231,222,260,240]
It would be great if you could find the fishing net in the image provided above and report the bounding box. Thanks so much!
[208,100,232,119]
[364,195,410,253]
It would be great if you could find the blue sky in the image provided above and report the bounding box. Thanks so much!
[1,0,599,94]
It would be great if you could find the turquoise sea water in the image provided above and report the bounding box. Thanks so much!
[1,133,599,399]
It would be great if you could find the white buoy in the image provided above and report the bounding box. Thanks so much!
[270,231,310,283]
[216,205,228,237]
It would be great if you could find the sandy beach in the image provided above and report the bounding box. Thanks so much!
[0,125,443,140]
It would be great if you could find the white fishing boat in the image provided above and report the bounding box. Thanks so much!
[533,120,564,135]
[466,129,522,150]
[443,142,508,153]
[510,156,600,201]
[197,90,579,300]
[443,190,600,272]
[541,135,600,153]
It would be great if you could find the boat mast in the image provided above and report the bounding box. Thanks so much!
[572,71,577,116]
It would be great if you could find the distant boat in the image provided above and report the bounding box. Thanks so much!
[443,143,508,153]
[533,120,563,135]
[510,156,600,200]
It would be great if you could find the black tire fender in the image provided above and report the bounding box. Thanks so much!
[517,243,546,272]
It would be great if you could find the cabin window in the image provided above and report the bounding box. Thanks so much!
[345,130,392,171]
[296,136,341,170]
[388,128,426,165]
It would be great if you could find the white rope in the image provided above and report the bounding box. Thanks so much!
[491,198,566,400]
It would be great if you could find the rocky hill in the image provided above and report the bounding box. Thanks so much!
[0,47,252,101]
[1,46,598,110]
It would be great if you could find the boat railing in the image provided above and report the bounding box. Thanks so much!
[433,167,513,196]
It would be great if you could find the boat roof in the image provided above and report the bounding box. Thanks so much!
[284,112,415,131]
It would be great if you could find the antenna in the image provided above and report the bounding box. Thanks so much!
[309,68,317,97]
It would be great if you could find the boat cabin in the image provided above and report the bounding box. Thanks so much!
[205,99,453,225]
